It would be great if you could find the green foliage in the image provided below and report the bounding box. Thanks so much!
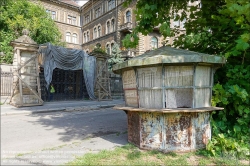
[122,32,139,49]
[206,133,249,159]
[0,0,63,64]
[124,0,250,156]
[108,43,124,70]
[0,31,14,64]
[92,46,106,54]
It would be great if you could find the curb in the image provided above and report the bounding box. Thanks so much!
[1,105,116,116]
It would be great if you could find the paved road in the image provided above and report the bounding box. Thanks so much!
[1,108,127,159]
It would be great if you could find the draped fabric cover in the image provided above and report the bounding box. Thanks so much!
[39,43,96,99]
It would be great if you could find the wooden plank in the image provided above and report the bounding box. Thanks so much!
[20,73,39,77]
[17,49,23,105]
[113,105,224,113]
[96,81,112,98]
[17,54,37,71]
[35,57,42,104]
[16,74,43,103]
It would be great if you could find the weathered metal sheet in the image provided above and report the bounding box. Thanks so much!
[127,112,140,146]
[113,46,226,72]
[122,70,138,107]
[140,112,163,149]
[195,66,211,86]
[137,67,162,108]
[127,111,211,152]
[165,89,193,108]
[195,88,211,108]
[164,66,193,87]
[124,90,138,107]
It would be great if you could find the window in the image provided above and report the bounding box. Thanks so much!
[72,33,77,43]
[111,19,115,32]
[95,7,101,18]
[126,11,131,23]
[151,37,158,49]
[85,15,90,24]
[87,31,90,41]
[107,21,110,34]
[84,33,86,43]
[111,43,114,53]
[108,0,115,10]
[94,28,97,39]
[72,16,76,25]
[51,11,56,20]
[46,9,56,20]
[66,32,71,42]
[68,15,76,25]
[106,44,110,54]
[98,26,101,37]
[68,15,72,24]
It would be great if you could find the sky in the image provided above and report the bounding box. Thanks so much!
[76,0,89,6]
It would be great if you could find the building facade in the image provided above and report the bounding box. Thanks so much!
[33,0,201,57]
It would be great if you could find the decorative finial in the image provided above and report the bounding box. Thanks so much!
[22,29,29,36]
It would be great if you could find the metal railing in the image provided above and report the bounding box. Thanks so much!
[1,72,13,96]
[119,22,133,31]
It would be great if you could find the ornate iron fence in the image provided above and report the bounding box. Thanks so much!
[1,72,13,96]
[40,68,88,101]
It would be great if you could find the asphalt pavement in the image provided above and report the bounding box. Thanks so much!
[1,108,128,165]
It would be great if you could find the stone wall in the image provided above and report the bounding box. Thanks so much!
[30,0,198,55]
[32,0,82,49]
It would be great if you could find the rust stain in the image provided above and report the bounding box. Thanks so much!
[202,125,210,145]
[127,112,140,146]
[127,111,211,152]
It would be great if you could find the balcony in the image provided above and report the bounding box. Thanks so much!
[119,22,133,32]
[121,49,136,60]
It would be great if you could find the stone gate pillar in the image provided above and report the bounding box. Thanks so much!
[9,29,43,107]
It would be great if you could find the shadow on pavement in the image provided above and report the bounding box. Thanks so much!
[26,108,128,145]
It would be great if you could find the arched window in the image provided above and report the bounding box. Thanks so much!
[151,36,158,49]
[111,43,114,53]
[66,32,71,42]
[106,44,110,54]
[72,33,77,43]
[126,11,131,23]
[111,19,115,32]
[94,27,97,39]
[96,43,101,48]
[107,21,110,34]
[84,33,86,43]
[98,26,101,37]
[87,31,90,41]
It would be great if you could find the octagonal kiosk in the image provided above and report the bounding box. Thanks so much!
[113,46,226,152]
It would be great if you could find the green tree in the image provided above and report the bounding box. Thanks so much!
[0,0,64,64]
[108,43,124,71]
[123,0,250,156]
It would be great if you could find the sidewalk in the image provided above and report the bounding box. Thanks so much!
[0,97,124,116]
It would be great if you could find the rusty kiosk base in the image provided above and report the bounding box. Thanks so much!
[114,105,223,153]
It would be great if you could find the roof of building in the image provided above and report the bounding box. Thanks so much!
[113,46,226,72]
[59,0,80,7]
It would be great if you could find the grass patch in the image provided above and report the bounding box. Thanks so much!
[15,151,33,157]
[66,144,250,166]
[42,144,67,151]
